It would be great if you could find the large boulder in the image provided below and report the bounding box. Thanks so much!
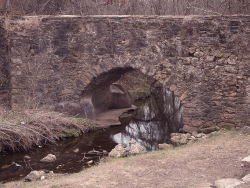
[129,145,147,156]
[108,143,127,158]
[40,154,56,163]
[24,170,45,182]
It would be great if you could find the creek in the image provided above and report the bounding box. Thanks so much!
[0,89,183,183]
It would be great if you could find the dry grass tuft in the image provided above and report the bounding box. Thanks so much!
[0,108,97,152]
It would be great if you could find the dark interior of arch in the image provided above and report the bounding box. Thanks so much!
[82,67,135,96]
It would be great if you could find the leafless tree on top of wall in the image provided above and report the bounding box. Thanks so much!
[0,0,249,16]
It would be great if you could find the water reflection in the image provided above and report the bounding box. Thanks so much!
[110,89,183,151]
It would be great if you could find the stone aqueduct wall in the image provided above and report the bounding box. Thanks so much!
[1,15,250,130]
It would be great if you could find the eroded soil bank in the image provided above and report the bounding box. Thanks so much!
[3,131,250,188]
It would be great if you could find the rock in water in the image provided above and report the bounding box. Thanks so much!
[108,144,127,158]
[129,145,147,156]
[24,170,45,182]
[40,154,56,163]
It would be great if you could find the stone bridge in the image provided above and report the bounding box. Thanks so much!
[1,15,250,131]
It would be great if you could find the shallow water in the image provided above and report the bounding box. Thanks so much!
[0,89,183,183]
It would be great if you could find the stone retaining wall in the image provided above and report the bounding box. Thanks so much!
[3,15,250,130]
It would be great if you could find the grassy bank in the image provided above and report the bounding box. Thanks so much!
[0,107,97,152]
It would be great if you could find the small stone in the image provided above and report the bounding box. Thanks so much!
[242,174,250,183]
[158,143,173,149]
[108,144,127,158]
[206,56,214,62]
[170,133,190,144]
[24,155,31,160]
[40,176,45,180]
[194,51,203,57]
[214,178,244,188]
[40,154,56,163]
[129,145,147,156]
[87,160,93,164]
[241,155,250,168]
[129,141,136,144]
[188,47,196,54]
[192,131,198,137]
[170,135,181,144]
[196,133,203,138]
[24,171,45,182]
[74,148,79,153]
[179,134,191,144]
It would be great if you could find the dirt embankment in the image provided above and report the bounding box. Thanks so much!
[3,131,250,188]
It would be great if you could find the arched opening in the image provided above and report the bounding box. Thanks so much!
[56,66,184,149]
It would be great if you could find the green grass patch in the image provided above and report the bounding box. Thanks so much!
[59,129,80,138]
[225,125,231,130]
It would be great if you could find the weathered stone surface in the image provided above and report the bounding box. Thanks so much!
[24,170,45,182]
[129,145,147,156]
[170,133,191,144]
[242,174,250,183]
[108,144,127,158]
[214,178,244,188]
[158,143,173,149]
[241,155,250,168]
[40,154,56,163]
[1,15,250,130]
